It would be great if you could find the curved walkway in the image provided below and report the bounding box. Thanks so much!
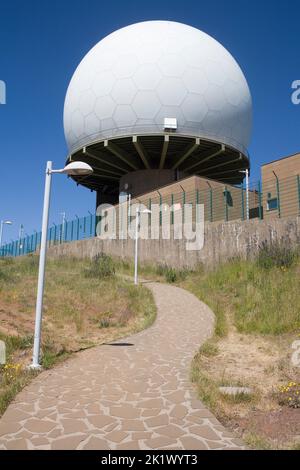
[0,282,244,450]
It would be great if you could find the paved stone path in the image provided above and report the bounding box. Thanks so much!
[0,282,244,450]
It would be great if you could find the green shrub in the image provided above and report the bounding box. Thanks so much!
[17,255,39,275]
[84,253,115,279]
[199,341,219,357]
[257,240,297,269]
[156,264,167,276]
[156,264,189,283]
[165,267,177,283]
[0,258,14,283]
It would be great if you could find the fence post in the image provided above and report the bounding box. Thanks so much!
[89,214,93,237]
[148,198,152,227]
[196,190,199,224]
[54,224,57,245]
[297,175,300,215]
[83,216,86,238]
[71,221,74,241]
[76,217,80,240]
[224,186,228,222]
[159,193,162,226]
[258,181,263,220]
[209,189,213,222]
[275,174,281,218]
[182,189,186,224]
[241,185,245,220]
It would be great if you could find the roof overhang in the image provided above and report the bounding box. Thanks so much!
[66,133,250,195]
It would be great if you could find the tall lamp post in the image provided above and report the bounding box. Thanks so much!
[0,220,13,248]
[134,207,151,285]
[30,160,93,369]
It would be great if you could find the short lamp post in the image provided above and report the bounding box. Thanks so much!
[60,212,66,243]
[240,169,250,220]
[30,160,93,369]
[0,220,13,247]
[134,207,151,285]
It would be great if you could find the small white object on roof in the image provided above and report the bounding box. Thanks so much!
[164,117,177,131]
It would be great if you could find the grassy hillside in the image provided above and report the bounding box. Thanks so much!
[0,254,156,415]
[124,243,300,449]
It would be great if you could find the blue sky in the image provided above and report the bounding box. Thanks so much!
[0,0,299,242]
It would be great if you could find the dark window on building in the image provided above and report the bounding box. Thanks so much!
[267,197,278,211]
[224,190,233,207]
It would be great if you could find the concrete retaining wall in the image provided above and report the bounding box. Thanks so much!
[47,216,300,269]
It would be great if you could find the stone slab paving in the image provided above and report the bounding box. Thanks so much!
[0,282,244,450]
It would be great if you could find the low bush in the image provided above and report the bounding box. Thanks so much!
[257,240,298,269]
[156,264,189,283]
[84,253,115,279]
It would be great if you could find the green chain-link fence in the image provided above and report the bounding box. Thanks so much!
[1,174,299,257]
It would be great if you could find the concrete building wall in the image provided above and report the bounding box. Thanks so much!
[47,216,300,269]
[262,153,300,181]
[116,175,258,224]
[262,153,300,219]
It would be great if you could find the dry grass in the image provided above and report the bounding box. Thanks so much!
[0,255,156,415]
[123,254,300,449]
[186,258,300,450]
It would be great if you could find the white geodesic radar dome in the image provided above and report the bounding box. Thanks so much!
[64,20,252,155]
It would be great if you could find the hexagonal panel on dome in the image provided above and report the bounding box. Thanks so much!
[156,77,187,106]
[132,91,161,120]
[158,53,186,77]
[79,90,96,117]
[71,110,85,139]
[92,71,116,97]
[204,60,227,86]
[85,112,101,136]
[95,96,116,121]
[204,84,228,112]
[202,110,225,135]
[182,94,208,123]
[113,105,137,127]
[183,68,209,95]
[112,54,139,79]
[224,78,244,107]
[111,79,137,105]
[133,64,162,90]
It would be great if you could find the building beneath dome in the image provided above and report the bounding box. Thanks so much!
[63,20,252,205]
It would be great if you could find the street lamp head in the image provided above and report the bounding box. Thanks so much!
[137,208,152,214]
[4,220,12,225]
[62,161,93,176]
